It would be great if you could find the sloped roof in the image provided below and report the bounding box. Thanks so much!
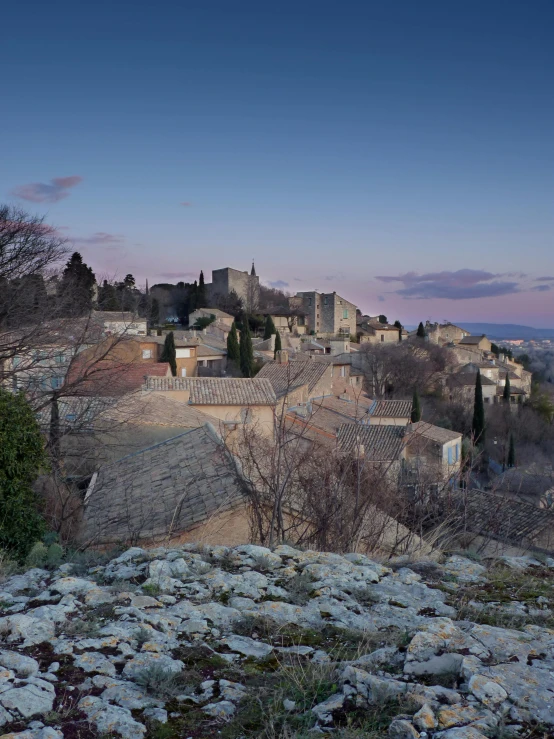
[92,311,144,323]
[257,359,330,397]
[368,399,413,419]
[66,359,171,396]
[190,308,234,319]
[98,391,218,427]
[458,489,554,545]
[144,376,277,405]
[337,424,405,461]
[459,335,487,345]
[447,372,496,387]
[81,426,244,545]
[196,344,226,357]
[286,395,373,442]
[408,421,462,444]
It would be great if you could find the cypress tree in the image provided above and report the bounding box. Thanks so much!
[416,322,426,338]
[503,372,511,402]
[227,322,240,363]
[264,315,277,340]
[197,271,207,308]
[507,432,516,468]
[160,332,177,377]
[472,370,486,444]
[274,330,282,358]
[239,321,254,378]
[411,388,421,423]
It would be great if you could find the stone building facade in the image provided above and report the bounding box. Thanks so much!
[295,291,357,337]
[208,266,260,311]
[425,322,470,345]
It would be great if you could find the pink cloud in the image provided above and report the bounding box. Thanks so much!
[11,176,83,203]
[180,202,192,207]
[71,232,125,246]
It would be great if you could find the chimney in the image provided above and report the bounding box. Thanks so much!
[276,350,289,365]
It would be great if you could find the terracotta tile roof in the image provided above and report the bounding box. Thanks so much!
[447,373,496,387]
[337,424,405,461]
[92,311,140,323]
[257,359,330,397]
[368,399,413,419]
[408,421,462,444]
[81,426,244,545]
[66,359,171,396]
[144,376,277,405]
[286,395,373,441]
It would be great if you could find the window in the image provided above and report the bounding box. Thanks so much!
[448,446,453,465]
[343,309,348,319]
[51,376,64,390]
[55,353,66,364]
[142,349,152,359]
[324,297,328,306]
[340,366,346,377]
[181,368,187,377]
[176,348,192,358]
[455,444,460,462]
[381,334,385,342]
[308,298,312,306]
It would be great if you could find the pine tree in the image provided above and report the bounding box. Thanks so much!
[240,321,254,378]
[472,370,486,444]
[507,432,516,468]
[160,332,177,376]
[61,252,96,315]
[0,389,47,561]
[411,388,421,423]
[416,322,426,338]
[264,315,276,340]
[503,372,511,402]
[394,320,402,329]
[227,322,240,363]
[150,298,160,325]
[274,330,282,358]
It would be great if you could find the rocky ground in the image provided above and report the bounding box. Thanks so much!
[1,544,554,738]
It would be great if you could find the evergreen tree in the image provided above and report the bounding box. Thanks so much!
[393,320,402,329]
[411,388,421,423]
[416,322,426,338]
[378,314,388,324]
[61,252,96,314]
[227,322,240,363]
[472,370,486,444]
[503,372,511,402]
[149,298,160,325]
[507,432,516,468]
[274,330,282,358]
[160,332,177,376]
[97,280,119,311]
[0,389,47,561]
[239,321,254,378]
[264,314,277,340]
[197,271,207,309]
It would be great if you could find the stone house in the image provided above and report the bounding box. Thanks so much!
[268,313,307,335]
[458,335,492,353]
[294,291,357,338]
[424,322,470,345]
[143,376,277,439]
[367,400,413,426]
[337,424,407,479]
[81,424,249,547]
[196,344,227,375]
[357,321,403,345]
[188,308,234,330]
[257,351,333,407]
[446,371,497,406]
[91,311,147,336]
[404,422,462,476]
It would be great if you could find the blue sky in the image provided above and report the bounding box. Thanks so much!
[2,0,554,326]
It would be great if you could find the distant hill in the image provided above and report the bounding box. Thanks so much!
[455,323,554,340]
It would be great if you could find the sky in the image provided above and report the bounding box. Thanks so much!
[1,0,554,327]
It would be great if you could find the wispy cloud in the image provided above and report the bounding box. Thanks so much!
[12,176,83,203]
[71,232,125,246]
[531,284,551,292]
[378,295,385,302]
[375,269,520,300]
[536,276,554,282]
[268,280,289,289]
